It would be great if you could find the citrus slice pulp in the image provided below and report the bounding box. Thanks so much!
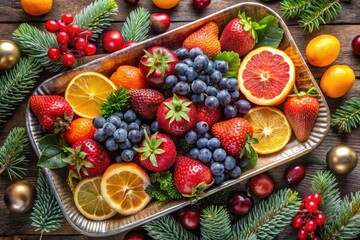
[244,107,292,154]
[100,163,151,216]
[65,72,116,119]
[73,176,117,221]
[238,46,295,106]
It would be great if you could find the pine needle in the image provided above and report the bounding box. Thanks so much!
[100,87,129,118]
[121,7,151,42]
[0,127,29,180]
[331,97,360,134]
[0,57,42,126]
[281,0,313,19]
[201,205,232,240]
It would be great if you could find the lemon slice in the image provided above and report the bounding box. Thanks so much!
[244,107,292,155]
[73,176,117,221]
[65,72,116,118]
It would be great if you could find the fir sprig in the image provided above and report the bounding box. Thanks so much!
[200,205,232,240]
[0,57,42,126]
[331,97,360,134]
[121,7,151,42]
[100,87,129,118]
[30,170,63,239]
[74,0,118,39]
[0,127,29,180]
[281,0,312,19]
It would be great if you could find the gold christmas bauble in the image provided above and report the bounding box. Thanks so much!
[0,40,21,71]
[326,144,358,175]
[4,180,36,214]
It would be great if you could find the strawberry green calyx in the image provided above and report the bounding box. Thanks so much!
[238,11,266,42]
[63,145,93,176]
[141,49,177,77]
[182,181,213,198]
[53,112,73,134]
[164,94,192,124]
[292,85,318,97]
[134,132,165,167]
[240,133,259,170]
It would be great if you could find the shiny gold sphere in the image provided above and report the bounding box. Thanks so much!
[0,40,21,71]
[326,144,358,175]
[4,180,36,214]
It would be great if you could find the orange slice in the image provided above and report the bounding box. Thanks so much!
[238,46,295,106]
[244,107,292,154]
[100,163,151,216]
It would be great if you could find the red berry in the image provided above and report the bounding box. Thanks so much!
[67,24,82,36]
[227,191,253,217]
[45,20,59,32]
[57,20,68,32]
[315,213,326,226]
[59,44,68,54]
[47,47,61,60]
[56,32,69,45]
[75,37,87,51]
[351,35,360,56]
[124,0,140,5]
[292,215,304,229]
[305,219,317,232]
[311,193,322,205]
[178,206,200,230]
[61,14,74,25]
[62,53,76,67]
[150,13,171,34]
[305,200,318,213]
[77,51,86,58]
[123,230,146,240]
[304,194,313,203]
[85,43,97,55]
[122,41,137,48]
[284,162,306,185]
[249,173,274,199]
[102,30,124,53]
[193,0,211,9]
[297,229,308,240]
[79,29,93,40]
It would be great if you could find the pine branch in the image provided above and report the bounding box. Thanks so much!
[100,87,129,118]
[299,0,342,33]
[12,24,66,72]
[144,215,199,240]
[73,0,118,39]
[281,0,313,19]
[232,189,301,240]
[121,7,151,42]
[30,170,63,235]
[331,97,360,134]
[0,57,42,126]
[200,205,232,240]
[0,127,29,180]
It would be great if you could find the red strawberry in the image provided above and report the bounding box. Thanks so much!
[129,89,164,119]
[196,103,222,127]
[64,139,110,177]
[29,95,73,133]
[212,117,257,161]
[283,87,319,142]
[174,155,213,197]
[220,12,266,56]
[135,132,177,172]
[157,94,197,136]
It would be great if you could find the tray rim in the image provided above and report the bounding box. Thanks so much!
[25,2,331,237]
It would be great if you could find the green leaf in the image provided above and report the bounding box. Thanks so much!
[38,134,67,151]
[214,51,241,78]
[37,145,67,169]
[255,16,284,48]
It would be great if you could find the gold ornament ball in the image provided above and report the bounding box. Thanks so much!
[0,40,21,71]
[4,180,36,214]
[326,144,358,175]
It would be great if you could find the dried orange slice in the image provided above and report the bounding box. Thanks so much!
[100,163,151,216]
[73,176,117,221]
[244,107,292,155]
[238,46,295,106]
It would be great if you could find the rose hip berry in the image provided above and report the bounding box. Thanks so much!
[62,53,76,67]
[311,193,322,205]
[47,47,61,61]
[297,229,308,240]
[57,20,68,32]
[315,213,326,225]
[67,24,82,36]
[249,173,274,198]
[305,200,318,213]
[45,20,59,32]
[61,14,74,24]
[56,32,69,45]
[292,215,303,229]
[85,44,97,55]
[75,37,87,51]
[283,162,306,185]
[305,219,317,232]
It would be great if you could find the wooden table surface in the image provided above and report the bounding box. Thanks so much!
[0,0,359,239]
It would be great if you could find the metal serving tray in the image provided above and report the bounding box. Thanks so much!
[26,2,330,237]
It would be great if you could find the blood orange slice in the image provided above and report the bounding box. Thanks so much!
[238,46,295,106]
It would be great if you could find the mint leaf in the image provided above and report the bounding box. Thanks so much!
[256,15,284,48]
[37,134,68,169]
[214,51,241,78]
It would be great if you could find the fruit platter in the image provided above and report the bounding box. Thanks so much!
[25,2,330,237]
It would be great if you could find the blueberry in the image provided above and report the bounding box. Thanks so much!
[191,93,205,104]
[194,55,209,70]
[224,106,237,119]
[119,121,129,131]
[94,128,107,142]
[230,90,240,100]
[185,130,198,144]
[235,99,251,114]
[178,75,188,82]
[213,148,227,162]
[173,82,190,95]
[113,128,128,143]
[207,138,221,151]
[226,78,238,91]
[175,63,189,76]
[219,77,228,89]
[206,86,219,96]
[175,48,190,60]
[214,60,229,73]
[198,148,212,163]
[185,67,198,81]
[217,90,231,106]
[93,116,106,128]
[103,122,116,136]
[119,139,132,150]
[189,47,203,60]
[183,58,194,68]
[105,137,118,151]
[191,80,207,94]
[211,162,225,176]
[210,70,222,84]
[196,121,209,134]
[165,75,178,89]
[115,154,123,163]
[198,132,212,139]
[224,156,236,170]
[189,148,200,159]
[230,166,241,178]
[106,115,121,128]
[121,149,134,162]
[205,96,219,109]
[150,121,159,133]
[214,174,225,185]
[113,111,124,120]
[124,110,137,123]
[128,122,140,131]
[205,61,214,74]
[128,130,142,143]
[135,118,142,126]
[196,137,208,149]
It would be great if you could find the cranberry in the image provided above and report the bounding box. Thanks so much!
[297,228,308,240]
[62,53,76,67]
[75,37,87,51]
[193,0,211,9]
[311,193,322,205]
[292,215,304,229]
[315,213,326,225]
[57,20,68,32]
[150,13,171,34]
[249,173,274,198]
[122,41,137,48]
[305,219,317,232]
[47,47,61,60]
[59,44,68,54]
[61,14,74,25]
[124,0,140,5]
[85,43,97,55]
[45,20,59,33]
[305,200,318,213]
[351,35,360,56]
[178,206,200,230]
[226,191,253,217]
[79,29,93,40]
[124,230,146,240]
[102,30,125,53]
[56,32,69,45]
[67,24,82,36]
[284,162,306,185]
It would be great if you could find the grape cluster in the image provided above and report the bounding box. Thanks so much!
[292,193,326,240]
[164,47,251,118]
[45,14,97,67]
[92,110,158,162]
[185,121,241,185]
